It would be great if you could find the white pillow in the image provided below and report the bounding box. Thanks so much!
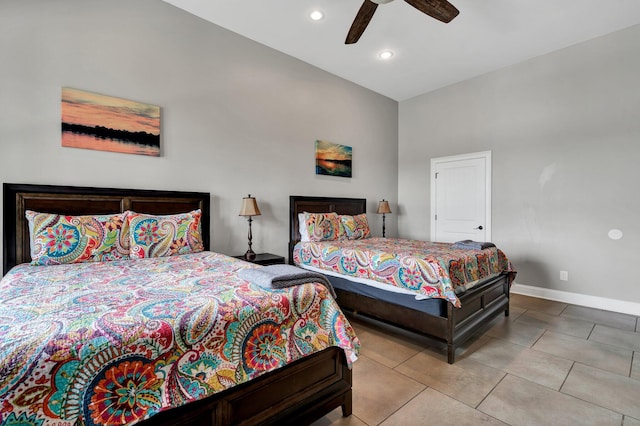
[299,213,310,241]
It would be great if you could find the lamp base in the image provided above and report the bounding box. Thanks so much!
[244,249,256,261]
[382,213,386,238]
[244,216,256,261]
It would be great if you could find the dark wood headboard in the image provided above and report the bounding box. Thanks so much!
[3,183,210,275]
[288,196,366,264]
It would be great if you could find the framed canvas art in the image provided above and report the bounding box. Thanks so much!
[61,87,160,156]
[315,140,352,178]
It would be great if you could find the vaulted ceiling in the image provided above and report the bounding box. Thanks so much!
[164,0,640,101]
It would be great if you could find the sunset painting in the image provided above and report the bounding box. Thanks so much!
[61,87,160,156]
[315,140,352,178]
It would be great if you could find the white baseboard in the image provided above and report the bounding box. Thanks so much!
[511,282,640,316]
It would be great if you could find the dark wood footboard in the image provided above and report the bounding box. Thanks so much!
[335,271,515,363]
[446,271,515,363]
[141,347,352,425]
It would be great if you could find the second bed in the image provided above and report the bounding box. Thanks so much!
[289,195,516,364]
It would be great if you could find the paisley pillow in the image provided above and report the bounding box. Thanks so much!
[26,210,130,265]
[340,214,371,240]
[128,209,204,259]
[303,212,340,242]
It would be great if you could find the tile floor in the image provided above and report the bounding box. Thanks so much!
[311,294,640,426]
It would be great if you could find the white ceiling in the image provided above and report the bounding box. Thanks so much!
[163,0,640,101]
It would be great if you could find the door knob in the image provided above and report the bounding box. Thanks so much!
[475,226,483,230]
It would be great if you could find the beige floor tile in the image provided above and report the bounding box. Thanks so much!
[624,416,640,426]
[322,296,640,425]
[590,324,640,352]
[480,307,525,332]
[380,388,507,426]
[506,304,527,320]
[311,407,368,426]
[510,294,567,316]
[515,310,594,338]
[478,374,622,426]
[456,332,494,358]
[632,353,640,380]
[561,304,637,331]
[352,355,425,425]
[533,331,632,376]
[466,336,573,390]
[562,363,640,419]
[485,317,546,348]
[355,328,423,369]
[396,351,505,407]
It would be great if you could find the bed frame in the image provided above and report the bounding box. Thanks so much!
[2,183,352,425]
[289,195,516,364]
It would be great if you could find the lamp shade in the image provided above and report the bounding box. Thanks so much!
[239,195,261,217]
[376,200,391,214]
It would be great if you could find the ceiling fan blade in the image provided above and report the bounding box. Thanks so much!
[404,0,459,23]
[345,0,379,44]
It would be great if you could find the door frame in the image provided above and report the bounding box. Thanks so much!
[430,151,492,242]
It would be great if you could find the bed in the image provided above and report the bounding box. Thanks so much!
[1,183,359,426]
[288,195,516,364]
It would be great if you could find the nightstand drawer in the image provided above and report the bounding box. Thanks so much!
[233,253,285,266]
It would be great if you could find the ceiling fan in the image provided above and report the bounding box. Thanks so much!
[345,0,459,44]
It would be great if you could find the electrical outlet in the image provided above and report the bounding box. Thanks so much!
[560,271,569,281]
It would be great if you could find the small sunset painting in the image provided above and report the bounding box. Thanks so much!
[61,87,160,156]
[315,140,352,178]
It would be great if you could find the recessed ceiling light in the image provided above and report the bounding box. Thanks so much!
[309,10,324,21]
[378,50,394,60]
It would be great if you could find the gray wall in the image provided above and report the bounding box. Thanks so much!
[2,0,637,307]
[0,0,398,263]
[399,25,640,303]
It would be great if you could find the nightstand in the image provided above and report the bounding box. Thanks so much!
[233,253,285,266]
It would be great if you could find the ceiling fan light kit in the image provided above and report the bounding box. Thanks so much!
[345,0,459,44]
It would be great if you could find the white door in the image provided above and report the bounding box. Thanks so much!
[430,151,491,243]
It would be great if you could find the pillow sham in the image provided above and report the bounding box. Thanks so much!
[303,212,340,242]
[340,214,371,240]
[128,209,204,259]
[26,210,130,265]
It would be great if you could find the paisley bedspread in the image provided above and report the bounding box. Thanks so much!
[0,252,359,426]
[293,238,514,307]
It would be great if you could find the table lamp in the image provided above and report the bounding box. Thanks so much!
[239,194,261,260]
[376,199,392,237]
